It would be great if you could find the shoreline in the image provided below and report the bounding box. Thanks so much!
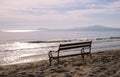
[0,39,120,66]
[0,49,120,77]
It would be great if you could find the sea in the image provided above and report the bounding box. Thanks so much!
[0,30,120,66]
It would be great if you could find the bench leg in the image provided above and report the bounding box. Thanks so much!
[81,53,85,62]
[81,48,86,63]
[57,57,59,64]
[49,57,52,66]
[89,47,92,59]
[48,51,53,66]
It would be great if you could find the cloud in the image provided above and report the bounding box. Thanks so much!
[0,0,120,29]
[102,0,120,8]
[0,0,77,9]
[0,0,96,15]
[103,0,120,14]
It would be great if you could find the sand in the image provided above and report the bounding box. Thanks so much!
[0,49,120,77]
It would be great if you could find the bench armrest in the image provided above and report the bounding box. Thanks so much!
[48,50,59,58]
[49,50,58,52]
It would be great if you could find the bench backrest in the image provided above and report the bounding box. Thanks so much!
[58,41,92,51]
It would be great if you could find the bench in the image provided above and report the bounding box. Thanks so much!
[48,40,92,65]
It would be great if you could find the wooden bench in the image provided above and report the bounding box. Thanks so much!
[48,41,92,65]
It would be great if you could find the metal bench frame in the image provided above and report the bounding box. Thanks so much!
[48,41,92,66]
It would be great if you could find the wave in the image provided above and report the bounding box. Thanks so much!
[0,37,120,65]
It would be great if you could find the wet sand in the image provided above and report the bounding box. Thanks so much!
[0,49,120,77]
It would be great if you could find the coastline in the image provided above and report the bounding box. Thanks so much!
[0,49,120,77]
[0,38,120,66]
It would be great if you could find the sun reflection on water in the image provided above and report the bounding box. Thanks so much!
[1,30,41,32]
[0,42,59,65]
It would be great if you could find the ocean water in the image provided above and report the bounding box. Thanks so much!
[0,30,120,65]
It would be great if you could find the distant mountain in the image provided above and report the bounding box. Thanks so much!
[38,25,120,31]
[69,25,120,31]
[38,28,49,30]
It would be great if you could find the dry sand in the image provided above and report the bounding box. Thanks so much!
[0,49,120,77]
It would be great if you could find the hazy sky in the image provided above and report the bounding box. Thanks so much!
[0,0,120,30]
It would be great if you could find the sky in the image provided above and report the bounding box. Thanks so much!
[0,0,120,30]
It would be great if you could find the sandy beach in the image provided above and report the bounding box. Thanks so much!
[0,49,120,77]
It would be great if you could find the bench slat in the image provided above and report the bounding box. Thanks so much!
[59,45,91,50]
[60,41,92,46]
